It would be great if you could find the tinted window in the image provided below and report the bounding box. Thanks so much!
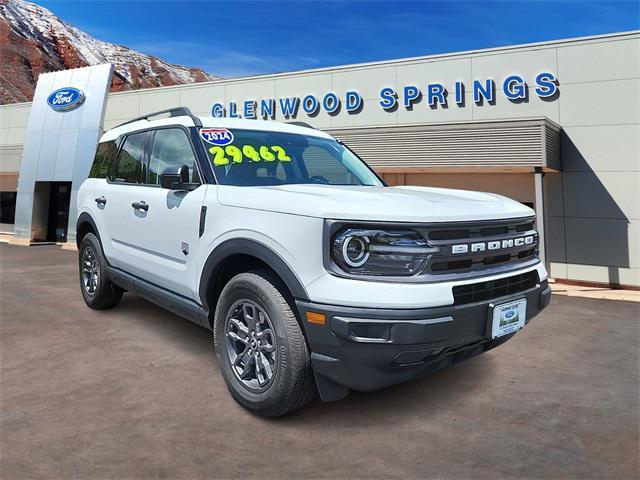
[111,132,149,183]
[202,129,382,187]
[89,141,117,179]
[302,146,360,185]
[148,128,199,185]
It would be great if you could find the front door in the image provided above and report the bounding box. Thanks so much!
[124,127,206,299]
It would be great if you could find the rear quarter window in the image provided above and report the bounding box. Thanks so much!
[110,132,149,183]
[89,141,117,179]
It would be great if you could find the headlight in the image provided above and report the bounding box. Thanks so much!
[331,228,437,276]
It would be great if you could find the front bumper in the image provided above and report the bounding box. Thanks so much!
[296,280,551,401]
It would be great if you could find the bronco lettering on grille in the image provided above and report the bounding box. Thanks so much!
[451,235,535,255]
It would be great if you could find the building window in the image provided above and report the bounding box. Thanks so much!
[0,192,16,224]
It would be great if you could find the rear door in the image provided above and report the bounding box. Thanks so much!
[100,130,152,273]
[126,127,206,299]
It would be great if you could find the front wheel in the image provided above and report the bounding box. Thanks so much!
[213,271,316,417]
[78,233,122,310]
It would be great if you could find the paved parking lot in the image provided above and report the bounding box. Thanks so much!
[1,243,638,479]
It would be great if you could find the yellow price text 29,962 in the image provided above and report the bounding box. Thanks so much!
[209,145,291,166]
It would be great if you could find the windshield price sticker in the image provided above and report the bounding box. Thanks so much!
[209,145,291,166]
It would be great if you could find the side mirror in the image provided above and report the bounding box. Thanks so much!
[159,165,198,191]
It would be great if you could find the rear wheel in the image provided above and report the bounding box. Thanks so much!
[213,270,316,417]
[78,233,122,309]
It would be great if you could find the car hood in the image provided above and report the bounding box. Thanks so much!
[217,184,534,222]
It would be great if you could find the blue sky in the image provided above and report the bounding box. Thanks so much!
[38,0,639,78]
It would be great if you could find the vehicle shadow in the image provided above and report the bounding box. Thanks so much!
[281,356,494,427]
[116,293,494,425]
[115,294,214,357]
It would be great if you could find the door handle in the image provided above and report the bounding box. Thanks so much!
[95,196,107,206]
[131,201,149,212]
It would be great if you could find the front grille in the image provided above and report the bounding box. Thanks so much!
[425,218,538,275]
[427,221,533,241]
[452,270,539,306]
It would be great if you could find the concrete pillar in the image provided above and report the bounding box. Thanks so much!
[534,167,547,269]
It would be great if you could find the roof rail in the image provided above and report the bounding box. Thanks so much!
[287,121,315,129]
[115,107,202,129]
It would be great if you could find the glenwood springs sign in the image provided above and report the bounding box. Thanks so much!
[211,72,558,119]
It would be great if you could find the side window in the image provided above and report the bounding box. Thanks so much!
[110,132,149,183]
[148,128,200,185]
[89,141,117,179]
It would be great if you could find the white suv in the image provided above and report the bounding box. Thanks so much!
[77,107,551,416]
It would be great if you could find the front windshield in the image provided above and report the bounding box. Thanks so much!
[200,128,384,187]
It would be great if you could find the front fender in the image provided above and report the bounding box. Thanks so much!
[198,238,310,309]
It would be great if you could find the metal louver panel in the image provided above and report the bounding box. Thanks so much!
[328,118,562,171]
[543,122,562,170]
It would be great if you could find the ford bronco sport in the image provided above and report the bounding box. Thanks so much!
[77,107,551,416]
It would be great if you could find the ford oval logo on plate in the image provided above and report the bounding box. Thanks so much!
[47,87,86,112]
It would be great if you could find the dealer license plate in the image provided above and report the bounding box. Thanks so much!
[491,298,527,338]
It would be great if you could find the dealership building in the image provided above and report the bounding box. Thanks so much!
[0,31,638,288]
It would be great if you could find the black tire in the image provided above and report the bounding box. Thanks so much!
[213,270,316,417]
[78,232,123,310]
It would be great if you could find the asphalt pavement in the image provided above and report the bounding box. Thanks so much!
[1,243,638,479]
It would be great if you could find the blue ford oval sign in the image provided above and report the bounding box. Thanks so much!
[47,87,85,112]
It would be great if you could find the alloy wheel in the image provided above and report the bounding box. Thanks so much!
[81,246,99,295]
[225,299,277,392]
